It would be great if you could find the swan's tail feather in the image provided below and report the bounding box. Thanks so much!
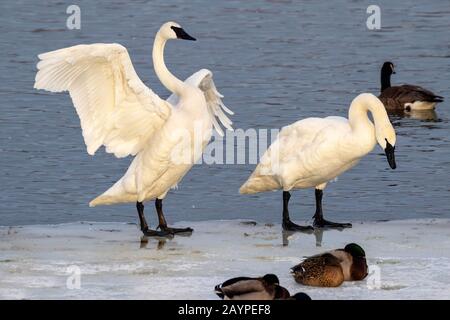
[90,195,118,207]
[89,193,137,207]
[89,180,137,207]
[239,176,280,194]
[239,180,256,194]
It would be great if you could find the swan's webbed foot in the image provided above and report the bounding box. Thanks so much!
[313,218,352,229]
[142,227,173,238]
[136,202,174,238]
[281,191,314,233]
[282,219,314,233]
[312,189,352,229]
[158,225,193,235]
[155,199,193,236]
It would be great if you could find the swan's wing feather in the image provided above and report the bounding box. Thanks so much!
[169,69,233,136]
[274,117,347,162]
[34,43,171,158]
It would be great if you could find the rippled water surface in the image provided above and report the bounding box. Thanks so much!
[0,0,449,225]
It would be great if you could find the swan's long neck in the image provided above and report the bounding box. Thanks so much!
[152,33,185,96]
[380,68,391,92]
[348,94,391,152]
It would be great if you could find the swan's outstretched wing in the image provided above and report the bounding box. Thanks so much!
[34,44,172,158]
[168,69,233,136]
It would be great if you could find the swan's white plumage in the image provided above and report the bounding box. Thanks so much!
[240,93,396,194]
[34,22,233,207]
[240,117,354,193]
[34,44,171,158]
[88,66,232,206]
[167,69,234,136]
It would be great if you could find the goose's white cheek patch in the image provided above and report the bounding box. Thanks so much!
[404,101,437,111]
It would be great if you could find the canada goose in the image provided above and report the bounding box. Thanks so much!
[240,93,396,230]
[34,22,233,237]
[379,61,444,111]
[291,243,368,287]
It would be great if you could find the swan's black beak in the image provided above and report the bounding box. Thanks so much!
[171,26,196,41]
[384,140,396,169]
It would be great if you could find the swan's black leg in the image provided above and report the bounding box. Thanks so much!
[282,191,314,232]
[312,189,352,229]
[136,202,172,237]
[155,199,193,234]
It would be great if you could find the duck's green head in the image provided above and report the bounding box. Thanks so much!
[262,274,280,285]
[344,243,366,258]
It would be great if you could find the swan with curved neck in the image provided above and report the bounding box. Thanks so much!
[348,93,396,161]
[240,93,396,230]
[152,23,195,95]
[34,21,233,237]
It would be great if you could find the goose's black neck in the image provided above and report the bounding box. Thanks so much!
[380,67,391,92]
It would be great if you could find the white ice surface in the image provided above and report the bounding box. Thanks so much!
[1,219,450,299]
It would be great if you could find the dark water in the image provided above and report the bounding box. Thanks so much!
[0,0,449,225]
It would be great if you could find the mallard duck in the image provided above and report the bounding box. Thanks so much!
[291,243,368,287]
[378,61,444,111]
[215,274,298,300]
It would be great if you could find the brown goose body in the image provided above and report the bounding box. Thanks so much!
[291,243,368,288]
[378,62,443,111]
[379,85,443,111]
[214,274,293,300]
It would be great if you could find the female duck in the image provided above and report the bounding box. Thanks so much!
[240,93,396,230]
[291,243,368,287]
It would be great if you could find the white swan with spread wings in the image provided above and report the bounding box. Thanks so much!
[34,22,233,237]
